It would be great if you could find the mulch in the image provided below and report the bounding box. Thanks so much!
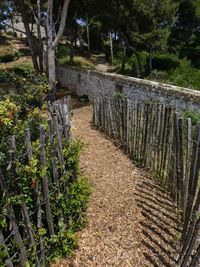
[52,105,180,267]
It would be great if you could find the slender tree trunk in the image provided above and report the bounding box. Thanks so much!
[109,31,113,65]
[36,0,44,73]
[47,46,56,95]
[87,24,90,55]
[121,44,126,73]
[46,0,55,97]
[46,0,70,98]
[149,47,152,74]
[16,0,39,72]
[70,44,74,64]
[10,16,15,35]
[131,50,143,78]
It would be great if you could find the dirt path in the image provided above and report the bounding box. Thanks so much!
[55,105,179,267]
[90,54,111,72]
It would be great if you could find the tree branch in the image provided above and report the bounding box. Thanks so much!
[55,4,62,26]
[1,21,26,35]
[28,0,38,23]
[52,0,70,48]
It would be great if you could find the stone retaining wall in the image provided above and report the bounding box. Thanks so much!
[57,65,200,111]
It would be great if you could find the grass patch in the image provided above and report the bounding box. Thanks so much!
[0,45,18,63]
[11,63,34,76]
[59,55,96,70]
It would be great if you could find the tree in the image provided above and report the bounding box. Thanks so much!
[46,0,71,97]
[14,0,42,73]
[168,0,200,67]
[11,0,71,96]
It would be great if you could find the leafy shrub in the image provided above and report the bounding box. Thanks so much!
[152,53,180,71]
[11,63,34,76]
[0,46,18,63]
[113,51,149,77]
[0,69,17,83]
[167,59,200,90]
[0,52,16,63]
[0,136,90,265]
[0,68,91,265]
[127,51,148,76]
[0,98,19,136]
[147,69,169,82]
[57,44,70,59]
[147,58,200,90]
[182,110,200,125]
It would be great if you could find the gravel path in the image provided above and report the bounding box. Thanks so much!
[53,105,180,267]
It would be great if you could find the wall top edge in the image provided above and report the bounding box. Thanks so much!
[57,65,200,98]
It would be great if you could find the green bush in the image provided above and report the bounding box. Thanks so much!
[11,63,34,76]
[0,52,16,63]
[167,59,200,90]
[0,69,16,83]
[127,51,148,76]
[152,53,180,71]
[147,69,169,81]
[182,110,200,125]
[57,44,70,59]
[0,45,18,63]
[0,68,91,265]
[147,58,200,90]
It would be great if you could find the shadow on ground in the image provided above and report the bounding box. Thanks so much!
[135,174,181,267]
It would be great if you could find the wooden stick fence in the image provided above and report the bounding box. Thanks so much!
[0,97,72,267]
[93,95,200,267]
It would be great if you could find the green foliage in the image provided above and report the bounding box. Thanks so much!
[148,58,200,90]
[0,46,18,63]
[113,51,148,77]
[0,69,48,170]
[62,176,91,230]
[0,68,90,264]
[11,63,34,76]
[0,51,16,63]
[182,110,200,125]
[0,137,90,265]
[57,44,70,59]
[152,53,180,71]
[147,69,169,81]
[0,69,16,83]
[59,55,96,70]
[48,176,90,261]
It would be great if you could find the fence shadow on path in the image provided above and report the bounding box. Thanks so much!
[135,174,181,267]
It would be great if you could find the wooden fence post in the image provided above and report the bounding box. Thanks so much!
[0,230,13,267]
[0,171,28,267]
[48,120,59,186]
[53,114,65,174]
[40,125,54,236]
[9,134,36,248]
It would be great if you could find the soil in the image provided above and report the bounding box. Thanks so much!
[52,104,180,267]
[90,53,111,72]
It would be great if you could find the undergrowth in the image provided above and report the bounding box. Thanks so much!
[0,67,91,265]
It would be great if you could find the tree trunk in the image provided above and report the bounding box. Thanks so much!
[36,0,44,73]
[87,24,90,56]
[16,0,39,72]
[46,0,70,97]
[70,45,74,64]
[109,31,113,65]
[134,51,143,78]
[149,47,152,74]
[121,44,126,73]
[47,46,56,97]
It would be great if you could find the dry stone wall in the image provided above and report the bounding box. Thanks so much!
[57,66,200,112]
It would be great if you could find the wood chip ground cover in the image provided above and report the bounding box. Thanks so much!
[52,105,180,267]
